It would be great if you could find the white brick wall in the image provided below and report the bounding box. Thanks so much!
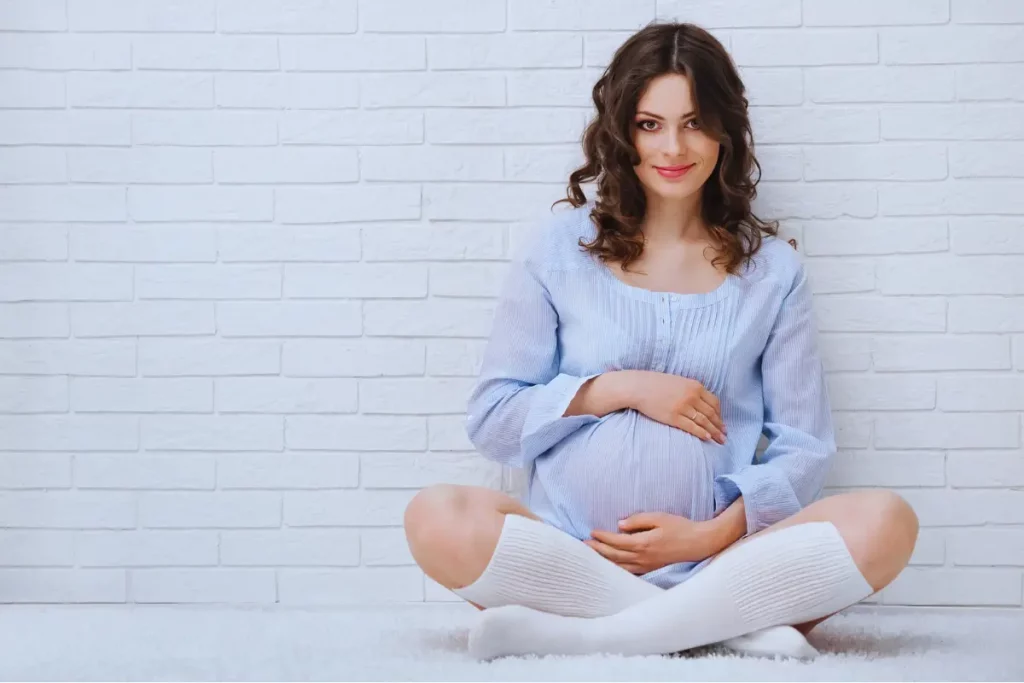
[0,0,1021,609]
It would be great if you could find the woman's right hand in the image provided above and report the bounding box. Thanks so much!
[624,370,727,444]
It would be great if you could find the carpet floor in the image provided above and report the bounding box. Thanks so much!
[1,604,1021,681]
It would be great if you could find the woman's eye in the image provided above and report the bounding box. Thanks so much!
[637,120,658,131]
[685,119,700,129]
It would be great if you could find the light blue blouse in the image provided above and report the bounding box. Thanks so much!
[465,203,836,588]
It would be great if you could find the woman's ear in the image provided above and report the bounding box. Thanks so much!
[787,237,798,251]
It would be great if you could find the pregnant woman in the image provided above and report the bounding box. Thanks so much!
[404,21,919,660]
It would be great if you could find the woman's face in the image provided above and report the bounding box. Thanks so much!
[631,73,720,202]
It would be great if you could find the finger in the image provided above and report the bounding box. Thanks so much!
[591,529,645,550]
[700,388,721,414]
[617,564,648,575]
[676,413,714,441]
[697,394,727,434]
[586,538,640,564]
[616,513,663,532]
[690,406,726,444]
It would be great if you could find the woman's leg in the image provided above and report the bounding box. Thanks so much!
[467,489,919,660]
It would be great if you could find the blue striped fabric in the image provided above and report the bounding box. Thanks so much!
[465,203,836,588]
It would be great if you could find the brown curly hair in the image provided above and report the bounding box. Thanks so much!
[554,21,790,274]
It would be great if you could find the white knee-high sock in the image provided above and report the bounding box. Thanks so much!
[454,513,817,657]
[468,520,874,660]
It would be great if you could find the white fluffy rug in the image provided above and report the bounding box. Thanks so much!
[1,604,1021,681]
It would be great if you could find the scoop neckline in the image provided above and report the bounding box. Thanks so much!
[593,254,738,308]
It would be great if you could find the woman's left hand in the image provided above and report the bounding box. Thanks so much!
[584,512,723,575]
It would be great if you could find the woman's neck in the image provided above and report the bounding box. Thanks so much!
[640,191,708,246]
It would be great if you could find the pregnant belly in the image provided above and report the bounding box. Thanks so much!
[532,409,720,539]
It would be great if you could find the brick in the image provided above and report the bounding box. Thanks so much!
[0,377,67,413]
[0,225,67,261]
[428,33,582,69]
[505,145,587,182]
[0,72,65,108]
[72,225,217,262]
[949,529,1024,567]
[425,184,568,221]
[0,453,71,489]
[910,529,945,566]
[131,569,275,603]
[129,188,274,222]
[72,302,214,337]
[818,334,872,372]
[951,142,1024,177]
[806,66,953,104]
[507,69,599,107]
[362,147,503,182]
[0,492,135,528]
[361,452,501,489]
[75,453,214,490]
[140,492,281,528]
[804,258,875,294]
[878,256,1024,295]
[883,105,1024,140]
[78,531,218,566]
[899,489,1024,526]
[218,226,360,262]
[0,303,69,338]
[217,302,362,337]
[0,264,132,302]
[220,530,359,566]
[510,0,653,30]
[657,0,798,27]
[0,416,137,451]
[947,451,1024,487]
[882,568,1022,606]
[71,378,213,414]
[276,186,420,223]
[875,413,1019,449]
[142,416,284,452]
[0,530,75,566]
[427,109,584,144]
[365,0,504,32]
[361,223,505,261]
[805,0,948,25]
[364,300,495,337]
[139,339,280,376]
[1016,336,1024,369]
[216,73,359,109]
[826,450,944,488]
[137,265,281,300]
[133,112,277,146]
[281,111,422,145]
[949,296,1024,332]
[832,413,873,449]
[0,111,129,146]
[69,0,214,31]
[732,30,877,66]
[739,69,803,106]
[805,144,946,181]
[68,73,213,108]
[283,339,425,377]
[428,415,475,451]
[217,0,356,33]
[817,297,947,333]
[0,0,65,29]
[801,219,948,256]
[280,36,425,71]
[279,567,423,604]
[215,148,358,184]
[427,339,488,376]
[361,528,415,566]
[955,65,1024,101]
[360,378,475,415]
[873,334,1011,371]
[884,26,1024,64]
[285,264,426,298]
[756,183,878,220]
[217,453,359,489]
[284,490,416,526]
[0,569,125,603]
[363,72,504,108]
[69,148,212,184]
[753,108,878,144]
[0,187,125,223]
[584,31,638,67]
[939,376,1024,411]
[0,34,130,70]
[216,378,357,414]
[286,416,426,451]
[826,375,935,410]
[953,0,1024,23]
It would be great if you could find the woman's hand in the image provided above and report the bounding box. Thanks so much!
[584,512,725,574]
[626,371,727,444]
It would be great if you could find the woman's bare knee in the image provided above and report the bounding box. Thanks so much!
[403,484,533,590]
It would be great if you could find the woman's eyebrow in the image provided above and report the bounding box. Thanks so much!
[636,111,696,120]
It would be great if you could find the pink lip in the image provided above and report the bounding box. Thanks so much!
[655,163,694,178]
